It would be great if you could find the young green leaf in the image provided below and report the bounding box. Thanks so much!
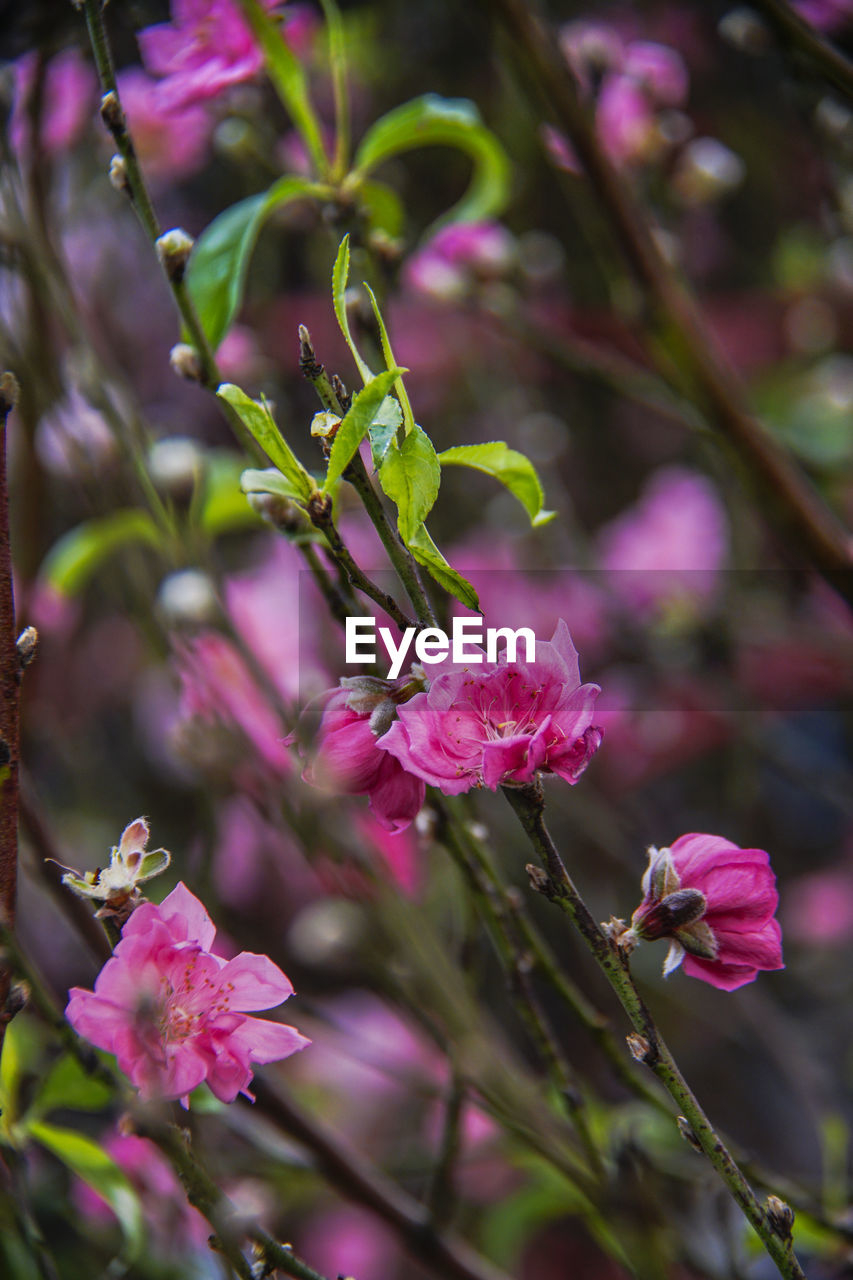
[407,524,480,612]
[358,180,405,238]
[368,396,403,467]
[40,510,164,597]
[28,1121,144,1260]
[318,0,349,177]
[217,384,314,501]
[363,283,414,433]
[324,368,406,490]
[187,176,324,349]
[237,0,328,175]
[240,467,309,501]
[27,1054,114,1120]
[353,94,511,229]
[200,451,265,535]
[332,235,373,384]
[438,442,556,526]
[379,424,441,542]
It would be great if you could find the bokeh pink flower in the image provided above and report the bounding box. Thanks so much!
[10,47,96,157]
[630,834,784,991]
[138,0,315,108]
[66,881,309,1103]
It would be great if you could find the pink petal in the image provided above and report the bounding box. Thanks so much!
[228,1016,312,1064]
[217,952,295,1011]
[157,882,217,950]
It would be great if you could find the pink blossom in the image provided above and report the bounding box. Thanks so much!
[622,42,688,106]
[786,868,853,947]
[629,834,784,991]
[117,69,211,181]
[66,881,309,1103]
[378,620,602,794]
[138,0,311,108]
[173,632,292,778]
[794,0,853,30]
[305,680,426,832]
[596,74,659,166]
[404,222,515,302]
[75,1133,208,1252]
[596,467,728,618]
[10,48,96,156]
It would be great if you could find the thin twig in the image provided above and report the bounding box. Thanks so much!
[752,0,853,99]
[502,781,806,1280]
[0,372,21,1053]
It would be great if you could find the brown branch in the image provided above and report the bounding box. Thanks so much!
[0,372,22,1051]
[489,0,853,609]
[752,0,853,100]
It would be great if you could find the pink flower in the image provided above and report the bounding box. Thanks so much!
[75,1133,208,1252]
[304,679,426,832]
[66,882,309,1103]
[138,0,311,108]
[378,620,602,794]
[117,69,211,181]
[794,0,853,30]
[173,632,292,779]
[10,48,96,156]
[629,834,784,991]
[404,222,515,302]
[596,467,728,618]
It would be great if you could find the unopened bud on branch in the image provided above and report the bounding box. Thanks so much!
[109,155,129,194]
[169,343,203,383]
[156,228,195,283]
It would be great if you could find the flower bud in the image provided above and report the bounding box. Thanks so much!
[169,342,202,382]
[156,228,195,283]
[157,569,220,627]
[717,8,769,54]
[310,411,341,443]
[632,887,708,940]
[100,90,125,137]
[673,137,745,205]
[16,626,38,670]
[147,436,204,505]
[246,491,308,533]
[108,154,129,194]
[0,371,20,417]
[765,1195,795,1239]
[59,817,172,923]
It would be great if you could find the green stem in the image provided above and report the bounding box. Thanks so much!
[298,326,436,628]
[502,782,805,1280]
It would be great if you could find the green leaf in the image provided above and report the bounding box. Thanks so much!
[238,0,327,175]
[28,1121,144,1260]
[438,442,556,526]
[368,396,403,468]
[379,425,440,542]
[318,0,349,177]
[353,94,511,228]
[324,368,405,490]
[407,524,479,611]
[358,180,405,238]
[27,1053,113,1120]
[40,510,164,597]
[363,283,414,433]
[200,451,264,536]
[0,1016,43,1127]
[217,384,314,501]
[332,235,373,383]
[187,175,321,349]
[240,466,308,501]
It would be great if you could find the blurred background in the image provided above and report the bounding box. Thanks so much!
[2,1,853,1276]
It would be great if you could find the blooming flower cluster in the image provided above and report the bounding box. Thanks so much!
[305,621,603,827]
[67,882,309,1103]
[627,834,784,991]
